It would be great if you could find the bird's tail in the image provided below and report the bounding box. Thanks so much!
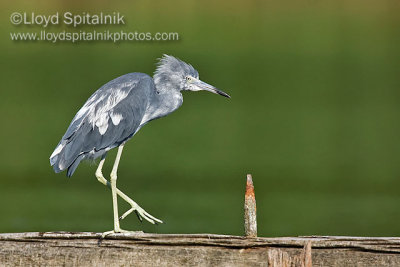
[50,140,68,173]
[50,133,87,177]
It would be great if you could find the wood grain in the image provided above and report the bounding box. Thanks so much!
[1,232,400,266]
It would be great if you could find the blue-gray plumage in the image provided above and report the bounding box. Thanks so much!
[49,55,230,235]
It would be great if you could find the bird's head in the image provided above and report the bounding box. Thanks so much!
[154,55,230,98]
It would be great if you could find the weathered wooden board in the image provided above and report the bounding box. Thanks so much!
[1,232,400,266]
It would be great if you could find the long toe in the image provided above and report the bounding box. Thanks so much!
[101,228,143,239]
[119,207,137,221]
[101,230,116,238]
[119,204,163,224]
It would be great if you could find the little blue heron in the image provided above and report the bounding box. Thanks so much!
[50,55,230,235]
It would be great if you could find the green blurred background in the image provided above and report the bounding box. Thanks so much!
[1,0,399,237]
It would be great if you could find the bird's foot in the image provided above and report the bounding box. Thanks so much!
[101,228,143,238]
[120,202,163,224]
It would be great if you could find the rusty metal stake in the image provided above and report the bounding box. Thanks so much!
[244,174,257,237]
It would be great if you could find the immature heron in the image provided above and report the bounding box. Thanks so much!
[50,55,230,234]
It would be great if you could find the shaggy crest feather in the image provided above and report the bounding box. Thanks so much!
[153,55,199,89]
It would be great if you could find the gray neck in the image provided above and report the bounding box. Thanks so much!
[140,84,183,126]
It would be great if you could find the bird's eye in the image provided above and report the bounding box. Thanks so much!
[185,76,192,82]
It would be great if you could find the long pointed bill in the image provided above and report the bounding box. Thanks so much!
[193,79,231,98]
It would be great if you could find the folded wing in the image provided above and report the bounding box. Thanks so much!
[50,73,154,177]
